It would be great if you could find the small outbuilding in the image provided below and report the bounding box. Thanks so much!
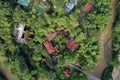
[65,0,78,14]
[59,25,68,36]
[43,40,56,54]
[66,39,79,52]
[65,2,75,14]
[60,29,68,36]
[13,23,34,44]
[18,0,30,7]
[83,3,94,13]
[14,23,25,44]
[63,69,70,78]
[46,32,57,41]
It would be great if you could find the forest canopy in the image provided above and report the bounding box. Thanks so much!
[0,0,119,80]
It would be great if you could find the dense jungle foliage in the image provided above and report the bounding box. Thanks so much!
[0,0,119,80]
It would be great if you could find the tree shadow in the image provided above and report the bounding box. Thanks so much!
[0,72,7,80]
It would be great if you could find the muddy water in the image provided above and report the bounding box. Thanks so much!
[91,0,119,79]
[0,62,18,80]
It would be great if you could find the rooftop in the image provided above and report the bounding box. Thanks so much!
[18,0,30,7]
[83,3,94,13]
[66,39,79,52]
[46,32,57,41]
[63,69,70,78]
[43,40,56,54]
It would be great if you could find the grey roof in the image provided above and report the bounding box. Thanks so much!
[65,2,75,13]
[15,23,25,43]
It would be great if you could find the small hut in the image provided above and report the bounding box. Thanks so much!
[60,29,67,36]
[33,0,49,14]
[14,23,25,43]
[66,39,79,52]
[13,23,34,44]
[46,32,57,41]
[18,0,30,7]
[65,2,75,14]
[43,40,56,54]
[34,5,45,13]
[63,69,70,78]
[83,3,94,13]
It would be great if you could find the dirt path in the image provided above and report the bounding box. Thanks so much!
[91,0,119,79]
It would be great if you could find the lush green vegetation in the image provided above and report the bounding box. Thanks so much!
[0,0,119,80]
[102,2,120,80]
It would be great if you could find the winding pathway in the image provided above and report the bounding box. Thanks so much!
[90,0,119,79]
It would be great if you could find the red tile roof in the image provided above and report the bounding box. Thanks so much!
[83,3,94,13]
[63,69,70,78]
[43,40,56,54]
[66,39,79,52]
[46,32,57,41]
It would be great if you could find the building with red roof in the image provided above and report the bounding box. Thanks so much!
[59,26,68,36]
[83,3,94,13]
[46,32,57,41]
[63,69,70,78]
[66,39,79,52]
[43,40,56,54]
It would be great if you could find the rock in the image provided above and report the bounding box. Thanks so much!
[112,66,120,80]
